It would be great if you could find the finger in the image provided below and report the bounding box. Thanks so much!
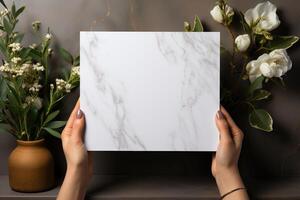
[71,109,85,142]
[220,106,244,144]
[65,99,80,129]
[215,110,232,142]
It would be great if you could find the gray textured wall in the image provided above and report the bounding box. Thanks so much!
[0,0,300,180]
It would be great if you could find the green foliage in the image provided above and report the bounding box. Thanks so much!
[251,89,271,101]
[247,76,264,95]
[0,1,80,140]
[184,15,204,32]
[249,109,273,132]
[43,127,61,138]
[265,36,299,51]
[60,48,73,65]
[206,0,299,133]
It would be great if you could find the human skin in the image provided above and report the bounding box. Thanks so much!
[57,101,248,200]
[57,100,93,200]
[212,107,249,199]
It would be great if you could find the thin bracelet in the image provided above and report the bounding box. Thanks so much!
[220,187,246,200]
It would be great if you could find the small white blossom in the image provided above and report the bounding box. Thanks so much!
[8,43,22,52]
[48,48,53,55]
[0,9,8,17]
[71,66,80,76]
[50,84,54,89]
[45,33,52,41]
[55,78,71,93]
[11,57,22,64]
[235,34,251,52]
[29,43,37,49]
[29,82,42,93]
[33,63,44,72]
[65,83,71,93]
[32,20,41,31]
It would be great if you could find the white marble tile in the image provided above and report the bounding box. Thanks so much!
[80,32,220,151]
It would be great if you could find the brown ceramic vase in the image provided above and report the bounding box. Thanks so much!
[8,139,55,192]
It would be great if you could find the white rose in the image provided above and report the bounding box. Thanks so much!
[244,1,280,32]
[246,49,292,82]
[235,34,251,52]
[210,5,234,24]
[210,5,223,23]
[45,33,52,40]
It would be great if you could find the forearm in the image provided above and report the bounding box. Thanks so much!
[57,166,88,200]
[215,168,249,200]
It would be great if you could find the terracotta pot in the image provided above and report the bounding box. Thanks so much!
[8,139,55,192]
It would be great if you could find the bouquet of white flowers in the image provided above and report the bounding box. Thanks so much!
[0,1,79,140]
[185,0,298,132]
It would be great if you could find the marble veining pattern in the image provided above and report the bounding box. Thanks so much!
[80,32,220,151]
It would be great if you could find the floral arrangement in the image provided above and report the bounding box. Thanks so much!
[184,0,299,132]
[0,1,80,140]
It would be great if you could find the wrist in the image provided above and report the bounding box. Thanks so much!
[214,167,245,196]
[66,165,89,187]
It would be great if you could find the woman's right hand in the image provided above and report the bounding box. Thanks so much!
[212,106,249,200]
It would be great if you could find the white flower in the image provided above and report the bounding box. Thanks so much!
[32,20,41,31]
[33,97,43,109]
[246,49,292,82]
[50,84,54,89]
[55,78,71,93]
[29,82,42,93]
[244,1,280,32]
[48,48,53,55]
[11,57,22,64]
[8,43,22,52]
[65,83,71,93]
[71,66,80,77]
[235,34,251,52]
[0,9,8,17]
[33,63,44,71]
[45,33,52,41]
[210,5,223,23]
[210,5,234,24]
[29,43,37,49]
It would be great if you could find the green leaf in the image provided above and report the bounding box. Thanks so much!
[73,56,80,66]
[0,0,7,9]
[46,121,66,129]
[13,33,24,43]
[0,123,11,133]
[238,12,251,34]
[249,109,273,132]
[60,48,73,64]
[265,36,299,50]
[193,16,203,32]
[43,127,61,138]
[0,77,7,101]
[28,48,42,61]
[251,89,271,101]
[3,17,12,34]
[247,76,264,95]
[44,110,60,125]
[11,2,16,17]
[15,6,25,18]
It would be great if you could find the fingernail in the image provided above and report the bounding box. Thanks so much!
[76,109,83,119]
[217,110,224,119]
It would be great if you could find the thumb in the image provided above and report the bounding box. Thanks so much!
[71,109,85,143]
[215,110,232,143]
